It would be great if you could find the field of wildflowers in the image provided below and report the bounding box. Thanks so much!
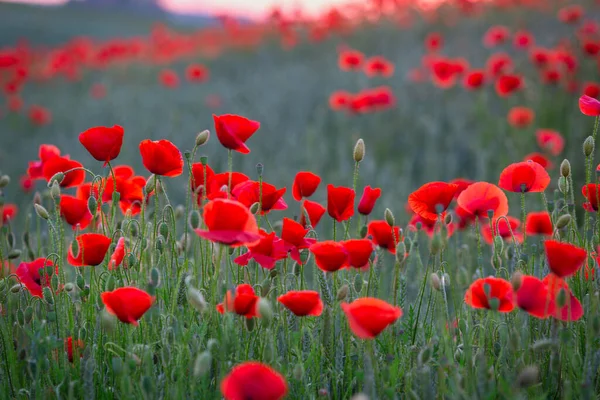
[1,0,600,398]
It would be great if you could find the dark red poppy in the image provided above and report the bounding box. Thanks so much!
[64,337,84,363]
[221,362,288,400]
[338,49,364,71]
[59,195,92,230]
[342,239,373,270]
[327,184,355,222]
[495,74,523,97]
[408,181,458,222]
[310,241,348,272]
[108,237,126,270]
[367,220,402,254]
[329,91,353,111]
[583,82,600,99]
[543,274,583,322]
[536,129,564,156]
[456,182,509,220]
[580,95,600,116]
[481,216,523,244]
[159,69,179,88]
[278,290,323,317]
[425,32,443,52]
[186,64,209,82]
[101,287,154,325]
[507,106,535,128]
[292,172,321,201]
[463,70,485,90]
[42,156,85,188]
[464,277,514,312]
[299,200,326,228]
[558,5,583,24]
[582,39,600,57]
[68,233,111,267]
[28,105,51,126]
[357,186,381,216]
[15,258,55,298]
[513,30,534,49]
[139,139,183,177]
[583,183,600,211]
[233,180,287,214]
[483,25,510,47]
[216,284,259,319]
[545,240,587,278]
[281,217,316,263]
[234,230,288,270]
[525,212,553,236]
[515,275,552,318]
[341,297,402,339]
[79,125,124,165]
[524,152,553,170]
[213,114,260,154]
[498,161,550,193]
[195,199,260,247]
[364,56,394,78]
[1,204,17,225]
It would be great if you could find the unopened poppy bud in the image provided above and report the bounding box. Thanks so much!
[33,192,42,205]
[193,351,212,377]
[336,284,349,301]
[101,310,117,332]
[260,279,271,297]
[256,163,264,177]
[195,130,210,147]
[264,339,274,363]
[556,214,571,229]
[493,236,504,254]
[175,205,185,219]
[353,273,363,293]
[245,315,255,332]
[353,138,365,162]
[0,175,10,188]
[396,242,406,261]
[511,271,523,291]
[560,159,571,177]
[360,225,368,238]
[517,365,539,388]
[76,274,85,290]
[51,274,59,292]
[10,284,22,293]
[269,269,278,278]
[558,176,568,194]
[8,249,21,260]
[150,268,161,287]
[86,196,97,216]
[258,298,273,324]
[42,287,54,304]
[64,282,74,292]
[293,363,304,380]
[49,172,64,186]
[584,136,595,157]
[24,306,33,324]
[444,213,452,225]
[188,210,201,230]
[250,202,260,214]
[34,204,49,220]
[51,181,61,199]
[430,273,441,291]
[430,234,442,255]
[17,309,25,326]
[159,221,169,239]
[145,175,156,194]
[384,208,395,227]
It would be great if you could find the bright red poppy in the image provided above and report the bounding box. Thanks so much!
[101,287,154,325]
[543,274,583,322]
[59,195,93,230]
[507,106,535,129]
[42,155,85,188]
[234,230,288,270]
[206,172,249,198]
[281,217,317,263]
[486,53,513,77]
[408,181,458,222]
[464,277,514,312]
[216,284,259,318]
[450,178,475,199]
[67,233,112,267]
[513,30,534,49]
[524,152,553,170]
[341,297,402,339]
[79,125,124,165]
[233,180,287,214]
[583,82,600,99]
[299,199,326,228]
[139,139,183,177]
[27,144,61,180]
[544,240,587,278]
[495,74,523,97]
[364,56,394,78]
[64,337,84,363]
[101,167,146,216]
[583,184,600,211]
[1,203,17,225]
[463,70,485,90]
[329,91,353,111]
[525,212,553,236]
[498,161,550,193]
[195,198,260,247]
[515,275,552,318]
[186,64,209,82]
[108,237,126,270]
[221,362,288,400]
[310,241,348,272]
[327,184,355,222]
[535,129,564,156]
[342,239,373,270]
[191,162,215,198]
[481,216,523,244]
[456,182,508,220]
[357,186,382,216]
[338,49,364,71]
[213,114,260,154]
[15,258,55,298]
[278,290,323,317]
[430,58,458,89]
[367,220,402,254]
[292,171,321,201]
[579,95,600,116]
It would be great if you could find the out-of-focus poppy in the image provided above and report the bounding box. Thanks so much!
[327,184,355,222]
[68,233,112,267]
[456,182,508,220]
[367,220,402,254]
[486,53,513,78]
[217,284,259,318]
[278,290,323,317]
[15,258,55,298]
[463,70,485,90]
[582,82,600,99]
[28,105,51,126]
[329,90,353,111]
[495,74,523,97]
[299,199,326,228]
[498,161,550,193]
[79,125,124,165]
[64,337,84,363]
[90,83,106,99]
[513,30,534,49]
[195,198,260,247]
[186,64,209,82]
[139,139,183,177]
[536,129,564,156]
[543,274,583,322]
[108,237,126,270]
[221,362,288,400]
[408,181,458,222]
[159,69,179,88]
[213,114,260,154]
[464,277,514,312]
[525,212,553,236]
[357,186,381,216]
[310,241,348,272]
[28,144,61,180]
[425,32,443,52]
[292,171,321,201]
[481,216,523,244]
[524,152,553,170]
[281,217,316,263]
[101,287,154,325]
[341,297,402,339]
[1,204,17,224]
[483,25,510,47]
[364,56,394,78]
[20,175,33,192]
[582,184,600,212]
[507,106,535,128]
[338,49,364,71]
[234,230,288,270]
[544,240,587,278]
[558,5,583,24]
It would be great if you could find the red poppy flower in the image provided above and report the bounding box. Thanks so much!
[195,199,260,247]
[456,182,509,220]
[425,32,443,52]
[579,95,600,116]
[20,175,33,193]
[450,178,475,199]
[498,161,550,193]
[159,69,179,88]
[15,258,55,298]
[221,362,288,400]
[583,183,600,211]
[463,70,485,90]
[583,82,600,99]
[233,180,287,214]
[191,162,215,197]
[495,74,523,97]
[278,290,323,317]
[409,213,456,238]
[545,240,587,278]
[101,168,146,216]
[486,53,513,77]
[582,39,600,57]
[79,125,124,165]
[515,275,552,318]
[558,5,583,24]
[234,230,288,270]
[483,25,510,47]
[292,171,321,201]
[299,199,326,228]
[464,277,514,312]
[310,241,348,272]
[59,195,92,230]
[535,129,564,156]
[27,144,61,180]
[507,106,535,128]
[327,184,355,222]
[42,156,85,188]
[513,30,534,49]
[367,220,402,254]
[1,203,17,224]
[329,91,353,111]
[342,239,373,270]
[364,56,394,78]
[524,152,553,170]
[357,186,382,216]
[341,297,402,339]
[213,114,260,154]
[28,105,51,126]
[525,212,553,236]
[108,237,126,270]
[338,49,364,71]
[139,139,183,177]
[216,284,259,319]
[281,217,316,263]
[408,181,458,222]
[430,58,458,89]
[206,172,249,198]
[543,274,583,322]
[64,337,84,363]
[540,68,561,85]
[529,47,550,68]
[186,64,209,82]
[101,287,154,325]
[481,216,523,244]
[68,233,111,267]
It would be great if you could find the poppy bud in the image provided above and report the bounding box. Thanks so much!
[250,202,260,214]
[353,273,363,293]
[487,209,494,220]
[42,287,54,304]
[8,249,21,260]
[269,269,278,278]
[49,172,64,186]
[193,351,212,377]
[264,339,274,363]
[384,208,395,227]
[293,363,304,380]
[199,156,208,166]
[560,159,571,177]
[17,309,25,326]
[516,365,539,388]
[85,196,97,217]
[245,317,255,332]
[353,138,365,162]
[10,284,22,293]
[195,130,210,147]
[558,176,568,194]
[51,274,59,292]
[336,284,349,301]
[431,233,443,255]
[145,175,156,194]
[256,163,264,177]
[0,175,10,188]
[260,279,271,297]
[555,214,571,230]
[159,222,169,239]
[24,306,33,324]
[556,288,567,308]
[34,204,49,220]
[64,282,74,292]
[150,268,161,287]
[493,236,504,254]
[444,213,452,225]
[360,225,368,238]
[511,271,523,291]
[584,136,595,157]
[105,275,116,292]
[174,205,185,219]
[430,273,441,291]
[418,346,431,366]
[188,210,201,230]
[396,242,406,262]
[33,192,42,205]
[258,298,273,327]
[76,274,85,290]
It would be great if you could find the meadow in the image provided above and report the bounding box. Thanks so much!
[1,0,600,398]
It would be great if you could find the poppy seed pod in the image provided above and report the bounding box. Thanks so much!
[560,159,571,177]
[34,204,49,220]
[555,214,571,229]
[195,130,210,147]
[384,208,395,227]
[353,138,365,162]
[0,175,10,188]
[584,136,595,157]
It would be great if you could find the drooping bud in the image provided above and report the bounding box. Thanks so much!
[42,287,54,305]
[444,212,452,225]
[560,159,571,178]
[195,130,210,147]
[384,208,395,227]
[49,172,64,186]
[493,236,504,254]
[144,175,156,194]
[250,202,261,215]
[0,175,10,188]
[87,196,98,216]
[353,138,365,163]
[189,210,201,230]
[556,288,567,308]
[430,273,441,291]
[584,136,595,157]
[511,271,523,292]
[396,241,406,262]
[353,273,363,293]
[360,225,368,238]
[33,192,42,206]
[258,298,273,327]
[555,214,571,230]
[34,204,49,220]
[336,284,349,301]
